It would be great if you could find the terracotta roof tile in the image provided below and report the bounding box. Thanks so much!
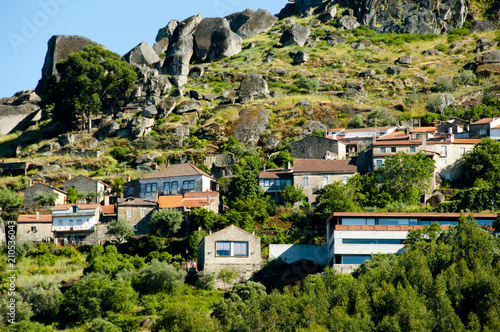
[377,131,409,140]
[101,205,116,214]
[373,140,422,146]
[259,168,293,179]
[410,126,436,133]
[330,211,497,218]
[158,191,219,209]
[17,214,52,223]
[452,139,481,144]
[142,163,213,180]
[293,158,357,173]
[471,117,495,125]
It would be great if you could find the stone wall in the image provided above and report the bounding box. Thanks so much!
[24,183,66,208]
[17,222,53,244]
[291,135,346,159]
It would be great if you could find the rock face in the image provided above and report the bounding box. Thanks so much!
[230,9,278,39]
[206,27,243,62]
[174,100,202,114]
[156,20,179,43]
[278,0,324,19]
[337,15,360,30]
[466,50,500,78]
[233,107,270,143]
[194,17,231,61]
[0,104,41,137]
[280,25,311,47]
[35,35,101,95]
[123,42,161,66]
[238,73,269,103]
[353,0,468,34]
[162,35,193,85]
[469,20,497,33]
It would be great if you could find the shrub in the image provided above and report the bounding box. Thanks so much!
[135,259,187,294]
[432,75,455,92]
[195,270,216,290]
[404,92,419,108]
[88,318,121,332]
[456,69,476,86]
[295,77,320,92]
[110,146,131,162]
[22,281,62,321]
[150,209,183,238]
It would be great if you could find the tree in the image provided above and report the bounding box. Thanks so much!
[32,191,58,207]
[42,45,137,131]
[21,281,62,322]
[106,218,135,243]
[268,151,292,168]
[461,137,500,187]
[314,182,362,220]
[190,208,218,231]
[0,188,22,209]
[136,259,187,294]
[110,176,126,195]
[366,109,395,127]
[66,187,79,204]
[281,185,306,205]
[347,114,364,128]
[226,170,264,202]
[378,152,434,204]
[150,209,183,238]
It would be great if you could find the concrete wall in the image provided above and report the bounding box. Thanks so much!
[17,222,53,244]
[269,244,328,265]
[198,225,261,285]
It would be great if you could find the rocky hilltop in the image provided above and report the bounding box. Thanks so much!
[0,0,499,169]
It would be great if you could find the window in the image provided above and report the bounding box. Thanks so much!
[342,255,372,264]
[480,129,487,135]
[285,179,292,186]
[127,210,133,218]
[172,182,178,194]
[127,188,134,195]
[380,147,386,153]
[151,183,157,192]
[441,146,447,157]
[391,147,396,153]
[410,146,416,153]
[302,177,309,186]
[183,180,195,191]
[164,182,170,195]
[367,166,372,172]
[376,160,383,169]
[416,134,421,139]
[342,176,349,184]
[441,159,448,166]
[264,179,271,187]
[275,179,281,187]
[322,176,328,188]
[216,242,231,256]
[460,147,465,156]
[141,209,147,218]
[73,206,77,213]
[445,173,450,180]
[146,184,151,192]
[31,226,36,232]
[234,242,249,256]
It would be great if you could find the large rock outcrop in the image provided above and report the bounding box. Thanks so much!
[162,35,194,86]
[280,25,311,47]
[353,0,468,34]
[465,50,500,78]
[227,9,278,39]
[238,73,269,103]
[35,35,102,96]
[278,0,324,19]
[232,107,270,143]
[194,18,231,61]
[206,27,243,62]
[122,42,161,66]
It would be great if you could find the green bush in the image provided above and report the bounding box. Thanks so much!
[195,270,216,290]
[435,44,448,53]
[432,75,455,92]
[88,318,121,332]
[456,69,476,86]
[135,259,187,294]
[295,77,320,92]
[110,146,131,162]
[22,281,62,321]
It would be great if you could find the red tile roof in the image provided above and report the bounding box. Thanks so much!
[118,197,157,206]
[410,126,436,133]
[373,140,422,146]
[17,214,52,223]
[158,191,219,209]
[101,205,116,214]
[293,159,357,173]
[53,204,100,211]
[259,168,293,179]
[329,211,497,219]
[377,131,409,140]
[452,139,481,144]
[471,118,495,125]
[142,163,213,180]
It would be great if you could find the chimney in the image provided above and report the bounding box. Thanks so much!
[127,174,131,182]
[28,178,33,187]
[155,191,158,202]
[449,134,454,143]
[67,173,71,181]
[284,161,291,170]
[36,211,39,219]
[207,195,210,204]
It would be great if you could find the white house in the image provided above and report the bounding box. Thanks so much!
[136,163,217,199]
[327,126,397,140]
[52,204,101,245]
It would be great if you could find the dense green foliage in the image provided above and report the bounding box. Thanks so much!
[461,137,500,188]
[32,191,58,207]
[0,188,22,208]
[150,209,183,237]
[106,217,136,243]
[43,45,137,130]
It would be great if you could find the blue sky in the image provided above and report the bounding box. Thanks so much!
[0,0,286,98]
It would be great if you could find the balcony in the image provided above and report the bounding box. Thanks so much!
[52,224,95,232]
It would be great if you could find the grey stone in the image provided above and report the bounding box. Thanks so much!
[142,105,158,118]
[482,50,500,63]
[100,121,121,137]
[130,116,155,138]
[206,27,243,62]
[387,66,402,75]
[35,35,102,95]
[156,20,179,43]
[469,20,497,33]
[174,100,202,114]
[162,35,193,78]
[157,97,177,118]
[352,42,365,50]
[57,133,75,146]
[299,99,312,108]
[225,9,256,35]
[277,0,323,19]
[422,49,441,56]
[189,90,203,100]
[397,55,413,64]
[436,93,456,114]
[270,91,283,98]
[318,6,337,22]
[302,120,327,135]
[302,7,315,17]
[359,69,376,77]
[309,19,321,27]
[122,42,161,66]
[194,17,231,61]
[233,107,270,143]
[189,65,205,78]
[326,35,346,45]
[280,24,311,47]
[145,75,171,97]
[0,104,41,137]
[427,191,446,207]
[203,94,217,102]
[38,142,60,153]
[152,37,169,56]
[238,72,269,103]
[293,50,309,64]
[337,15,360,30]
[232,9,278,39]
[177,14,203,39]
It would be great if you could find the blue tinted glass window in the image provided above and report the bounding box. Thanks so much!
[342,255,372,264]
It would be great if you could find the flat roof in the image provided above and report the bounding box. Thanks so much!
[327,211,497,223]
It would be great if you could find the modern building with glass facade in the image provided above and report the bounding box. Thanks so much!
[326,212,497,266]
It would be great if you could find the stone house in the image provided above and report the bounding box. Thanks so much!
[23,182,67,208]
[468,117,500,139]
[197,225,261,286]
[52,204,102,245]
[258,166,293,204]
[291,135,346,160]
[17,213,53,244]
[137,163,218,199]
[293,158,358,203]
[62,175,111,204]
[117,197,157,235]
[100,204,117,223]
[158,191,220,214]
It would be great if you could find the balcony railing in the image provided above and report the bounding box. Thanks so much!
[52,224,95,232]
